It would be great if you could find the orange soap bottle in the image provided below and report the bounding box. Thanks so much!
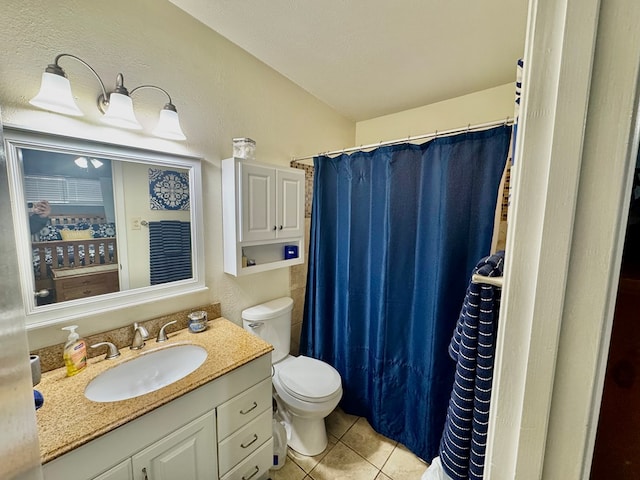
[62,325,87,376]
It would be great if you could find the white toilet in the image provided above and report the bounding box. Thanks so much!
[242,297,342,456]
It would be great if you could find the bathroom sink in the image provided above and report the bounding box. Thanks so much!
[84,344,207,402]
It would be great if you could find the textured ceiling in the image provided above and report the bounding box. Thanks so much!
[169,0,528,121]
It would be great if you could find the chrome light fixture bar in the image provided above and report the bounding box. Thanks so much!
[29,53,186,141]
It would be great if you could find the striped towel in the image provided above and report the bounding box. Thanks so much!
[149,220,192,285]
[439,251,504,480]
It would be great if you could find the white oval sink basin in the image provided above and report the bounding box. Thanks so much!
[85,344,207,402]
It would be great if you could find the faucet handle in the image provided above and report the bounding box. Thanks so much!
[90,342,121,360]
[156,320,178,342]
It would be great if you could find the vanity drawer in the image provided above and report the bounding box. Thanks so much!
[218,408,272,476]
[220,437,273,480]
[217,377,272,440]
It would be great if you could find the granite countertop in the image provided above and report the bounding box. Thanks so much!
[36,317,273,464]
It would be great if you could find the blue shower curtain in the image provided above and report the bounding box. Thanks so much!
[300,126,511,461]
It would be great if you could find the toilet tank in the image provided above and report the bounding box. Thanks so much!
[241,297,293,363]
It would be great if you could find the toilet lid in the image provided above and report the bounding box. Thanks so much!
[278,356,341,403]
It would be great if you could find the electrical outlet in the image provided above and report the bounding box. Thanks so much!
[131,217,142,230]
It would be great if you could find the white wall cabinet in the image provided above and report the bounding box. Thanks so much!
[223,158,305,276]
[43,354,272,480]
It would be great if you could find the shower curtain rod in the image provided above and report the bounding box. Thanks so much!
[291,117,514,162]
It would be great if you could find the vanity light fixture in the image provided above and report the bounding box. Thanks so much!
[74,157,103,169]
[29,53,186,141]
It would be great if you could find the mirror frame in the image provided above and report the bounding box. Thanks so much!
[4,126,206,329]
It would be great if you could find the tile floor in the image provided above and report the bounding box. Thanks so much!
[269,408,429,480]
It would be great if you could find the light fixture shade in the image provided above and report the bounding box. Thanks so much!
[29,72,84,116]
[74,156,89,168]
[101,92,142,130]
[153,106,186,141]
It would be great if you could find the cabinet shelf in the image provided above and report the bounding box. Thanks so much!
[222,157,305,276]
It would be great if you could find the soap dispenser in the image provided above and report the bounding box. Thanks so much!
[62,325,87,376]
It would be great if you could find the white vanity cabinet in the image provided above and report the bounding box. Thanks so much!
[92,459,133,480]
[131,411,216,480]
[222,157,305,276]
[216,378,273,479]
[42,354,272,480]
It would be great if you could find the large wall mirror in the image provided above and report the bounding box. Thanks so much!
[4,127,205,328]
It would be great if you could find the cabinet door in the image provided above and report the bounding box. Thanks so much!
[240,163,276,242]
[93,459,133,480]
[131,411,216,480]
[276,168,304,239]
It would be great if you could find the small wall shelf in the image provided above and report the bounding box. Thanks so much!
[222,157,305,276]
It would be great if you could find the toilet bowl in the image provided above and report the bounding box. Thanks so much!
[272,355,342,455]
[242,297,343,456]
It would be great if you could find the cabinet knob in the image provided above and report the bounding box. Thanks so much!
[279,225,283,230]
[142,467,149,480]
[272,225,277,231]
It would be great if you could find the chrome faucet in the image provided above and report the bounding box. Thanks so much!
[130,322,149,350]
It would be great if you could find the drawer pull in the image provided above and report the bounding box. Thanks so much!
[242,465,260,480]
[240,434,259,449]
[142,467,149,480]
[239,401,258,415]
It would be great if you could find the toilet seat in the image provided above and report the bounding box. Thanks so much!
[277,356,341,403]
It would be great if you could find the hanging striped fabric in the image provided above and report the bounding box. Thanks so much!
[149,220,192,285]
[439,251,504,480]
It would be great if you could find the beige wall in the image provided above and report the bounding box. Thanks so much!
[355,83,515,145]
[0,0,517,350]
[0,0,354,349]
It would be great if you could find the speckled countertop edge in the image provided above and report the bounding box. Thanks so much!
[36,317,273,464]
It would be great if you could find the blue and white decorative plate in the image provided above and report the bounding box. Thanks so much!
[149,168,190,211]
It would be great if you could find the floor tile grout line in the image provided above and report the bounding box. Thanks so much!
[287,436,339,474]
[278,411,427,480]
[339,416,399,475]
[303,439,381,480]
[331,415,359,440]
[336,440,384,479]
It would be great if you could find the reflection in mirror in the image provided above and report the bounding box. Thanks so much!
[23,150,119,305]
[4,128,205,328]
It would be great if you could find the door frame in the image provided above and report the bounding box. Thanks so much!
[485,0,640,478]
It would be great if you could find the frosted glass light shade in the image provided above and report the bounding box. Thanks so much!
[29,72,83,116]
[153,107,186,141]
[101,92,142,130]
